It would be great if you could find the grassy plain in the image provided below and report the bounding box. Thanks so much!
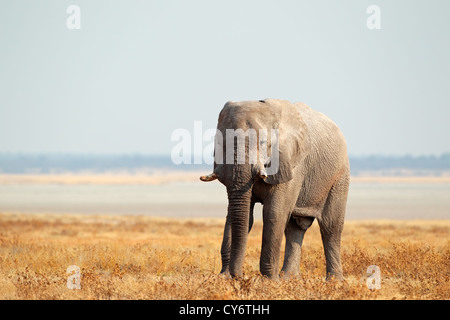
[0,212,448,300]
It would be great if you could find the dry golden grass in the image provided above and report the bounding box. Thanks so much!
[0,212,448,300]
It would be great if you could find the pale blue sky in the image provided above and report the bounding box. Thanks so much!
[0,0,449,156]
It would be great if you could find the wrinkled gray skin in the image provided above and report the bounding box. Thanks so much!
[200,99,350,280]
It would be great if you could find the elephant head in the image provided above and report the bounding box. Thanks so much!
[200,99,310,277]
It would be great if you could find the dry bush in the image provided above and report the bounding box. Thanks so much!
[0,213,448,299]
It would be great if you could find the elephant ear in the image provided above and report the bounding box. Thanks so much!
[263,100,310,185]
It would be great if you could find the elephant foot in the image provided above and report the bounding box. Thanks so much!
[260,270,280,281]
[325,272,344,281]
[219,271,232,279]
[263,274,280,282]
[219,266,231,279]
[280,270,300,280]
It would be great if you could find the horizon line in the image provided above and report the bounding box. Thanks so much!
[0,151,449,158]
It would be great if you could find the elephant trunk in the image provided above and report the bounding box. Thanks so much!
[227,187,252,278]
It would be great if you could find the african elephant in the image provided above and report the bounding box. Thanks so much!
[200,99,349,280]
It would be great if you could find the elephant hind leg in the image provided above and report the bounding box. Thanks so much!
[281,216,314,278]
[318,172,349,281]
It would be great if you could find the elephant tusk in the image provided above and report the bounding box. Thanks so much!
[258,168,268,180]
[200,172,218,182]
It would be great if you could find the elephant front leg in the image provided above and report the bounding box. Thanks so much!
[260,205,289,279]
